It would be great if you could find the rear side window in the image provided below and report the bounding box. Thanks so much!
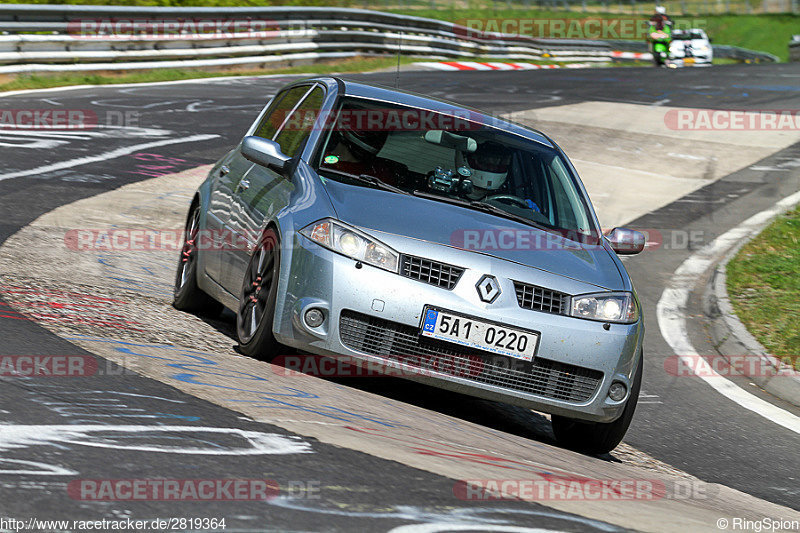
[273,86,325,158]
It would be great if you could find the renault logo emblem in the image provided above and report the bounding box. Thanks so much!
[476,275,501,303]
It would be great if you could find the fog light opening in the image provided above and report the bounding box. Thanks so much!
[304,308,325,328]
[608,381,627,402]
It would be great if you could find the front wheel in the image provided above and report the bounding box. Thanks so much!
[236,228,282,359]
[551,350,643,455]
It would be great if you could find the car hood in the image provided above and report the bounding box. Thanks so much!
[321,179,623,290]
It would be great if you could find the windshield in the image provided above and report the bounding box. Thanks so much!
[674,30,706,40]
[314,97,597,239]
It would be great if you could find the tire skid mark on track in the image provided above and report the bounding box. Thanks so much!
[268,497,625,533]
[0,424,312,457]
[0,284,144,331]
[23,383,202,422]
[0,134,219,182]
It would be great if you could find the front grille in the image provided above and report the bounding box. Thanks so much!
[514,281,569,315]
[339,310,602,403]
[400,254,464,290]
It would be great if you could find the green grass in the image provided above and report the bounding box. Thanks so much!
[0,55,421,92]
[726,205,800,365]
[676,13,798,61]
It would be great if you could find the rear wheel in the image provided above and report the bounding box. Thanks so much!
[236,228,281,359]
[551,350,643,455]
[173,204,223,316]
[652,52,664,67]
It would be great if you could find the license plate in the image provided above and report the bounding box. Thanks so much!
[421,308,539,361]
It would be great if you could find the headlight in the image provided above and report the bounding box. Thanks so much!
[300,218,399,272]
[570,292,638,324]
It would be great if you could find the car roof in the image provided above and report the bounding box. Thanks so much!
[308,76,555,149]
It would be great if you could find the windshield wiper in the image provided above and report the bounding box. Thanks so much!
[318,168,409,195]
[471,200,551,231]
[411,190,548,230]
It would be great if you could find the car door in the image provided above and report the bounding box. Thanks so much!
[219,83,326,295]
[203,149,255,284]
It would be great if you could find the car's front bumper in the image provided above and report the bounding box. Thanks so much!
[273,232,644,423]
[671,51,713,63]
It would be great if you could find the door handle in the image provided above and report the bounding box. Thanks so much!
[238,178,250,191]
[219,165,230,176]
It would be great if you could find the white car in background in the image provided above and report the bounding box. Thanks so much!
[670,28,713,64]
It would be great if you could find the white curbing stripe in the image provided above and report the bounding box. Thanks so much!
[611,51,653,60]
[415,61,595,71]
[657,190,800,434]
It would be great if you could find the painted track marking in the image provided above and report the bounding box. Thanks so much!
[656,189,800,434]
[1,134,219,182]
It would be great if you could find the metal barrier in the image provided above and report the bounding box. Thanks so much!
[791,35,800,62]
[0,4,777,74]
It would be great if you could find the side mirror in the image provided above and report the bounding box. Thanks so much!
[242,136,291,173]
[606,227,646,255]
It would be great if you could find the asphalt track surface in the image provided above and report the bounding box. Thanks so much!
[1,64,800,530]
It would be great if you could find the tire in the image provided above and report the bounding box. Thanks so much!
[551,350,643,455]
[173,204,223,316]
[653,53,664,67]
[236,228,282,359]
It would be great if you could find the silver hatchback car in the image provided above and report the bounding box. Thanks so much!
[174,76,646,454]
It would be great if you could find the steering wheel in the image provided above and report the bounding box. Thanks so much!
[484,194,531,209]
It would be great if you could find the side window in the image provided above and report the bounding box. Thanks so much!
[273,86,325,158]
[253,85,313,140]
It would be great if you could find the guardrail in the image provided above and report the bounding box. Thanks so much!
[0,4,777,74]
[791,35,800,62]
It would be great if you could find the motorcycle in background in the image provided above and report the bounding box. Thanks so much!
[649,29,672,67]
